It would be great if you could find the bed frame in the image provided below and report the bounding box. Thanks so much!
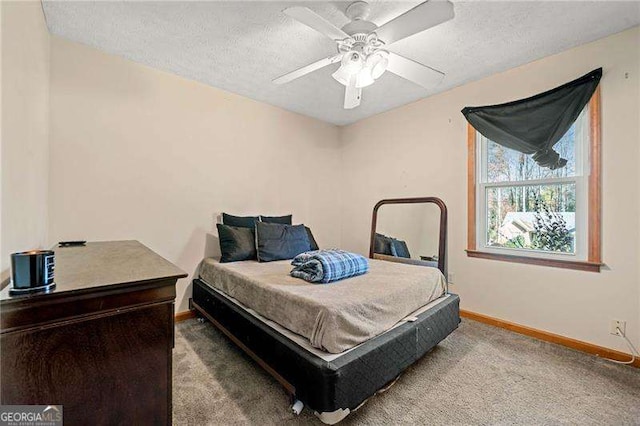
[189,197,459,424]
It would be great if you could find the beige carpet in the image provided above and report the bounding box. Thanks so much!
[173,318,640,425]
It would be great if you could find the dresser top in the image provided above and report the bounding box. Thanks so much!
[1,240,187,302]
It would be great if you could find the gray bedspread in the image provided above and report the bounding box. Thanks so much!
[199,258,446,353]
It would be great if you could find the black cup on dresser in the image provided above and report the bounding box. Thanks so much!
[9,249,56,295]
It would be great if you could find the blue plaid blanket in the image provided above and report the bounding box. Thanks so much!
[290,249,369,283]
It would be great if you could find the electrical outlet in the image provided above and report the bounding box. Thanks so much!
[610,320,626,336]
[448,272,455,284]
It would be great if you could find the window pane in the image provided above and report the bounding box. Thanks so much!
[485,123,577,183]
[486,183,576,254]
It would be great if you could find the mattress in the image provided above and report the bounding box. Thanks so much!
[201,279,453,362]
[198,257,447,353]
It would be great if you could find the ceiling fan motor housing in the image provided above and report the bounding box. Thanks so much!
[342,1,378,36]
[345,1,370,20]
[341,19,378,36]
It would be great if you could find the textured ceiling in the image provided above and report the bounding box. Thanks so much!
[42,1,640,125]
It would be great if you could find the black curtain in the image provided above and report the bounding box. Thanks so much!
[461,68,601,170]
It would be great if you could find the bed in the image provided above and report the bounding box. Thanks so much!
[190,197,459,424]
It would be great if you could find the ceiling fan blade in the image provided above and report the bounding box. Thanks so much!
[344,75,362,109]
[375,0,454,46]
[273,54,343,85]
[386,52,444,89]
[284,7,350,41]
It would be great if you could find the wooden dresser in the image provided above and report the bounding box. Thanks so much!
[0,241,186,425]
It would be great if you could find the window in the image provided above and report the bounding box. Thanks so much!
[466,88,602,271]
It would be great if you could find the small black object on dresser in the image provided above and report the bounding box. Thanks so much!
[58,240,87,247]
[9,249,56,295]
[1,240,186,425]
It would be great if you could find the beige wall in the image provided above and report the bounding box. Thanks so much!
[341,27,640,352]
[48,37,342,311]
[1,1,50,280]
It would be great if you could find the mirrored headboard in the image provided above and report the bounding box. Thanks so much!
[369,197,447,276]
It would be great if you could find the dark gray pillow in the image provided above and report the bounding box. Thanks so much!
[374,233,393,255]
[390,239,411,258]
[256,222,311,262]
[260,215,292,225]
[222,213,258,229]
[305,227,319,251]
[217,224,256,262]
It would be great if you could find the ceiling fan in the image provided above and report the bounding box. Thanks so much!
[273,0,454,109]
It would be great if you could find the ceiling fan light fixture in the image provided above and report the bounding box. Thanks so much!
[341,51,364,70]
[355,67,375,88]
[366,50,389,80]
[331,67,350,86]
[332,51,364,86]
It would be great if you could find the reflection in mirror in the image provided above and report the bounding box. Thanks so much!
[374,203,441,263]
[370,197,447,275]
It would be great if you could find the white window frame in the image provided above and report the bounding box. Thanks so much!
[475,107,590,262]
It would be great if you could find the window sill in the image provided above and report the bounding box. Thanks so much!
[465,250,602,272]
